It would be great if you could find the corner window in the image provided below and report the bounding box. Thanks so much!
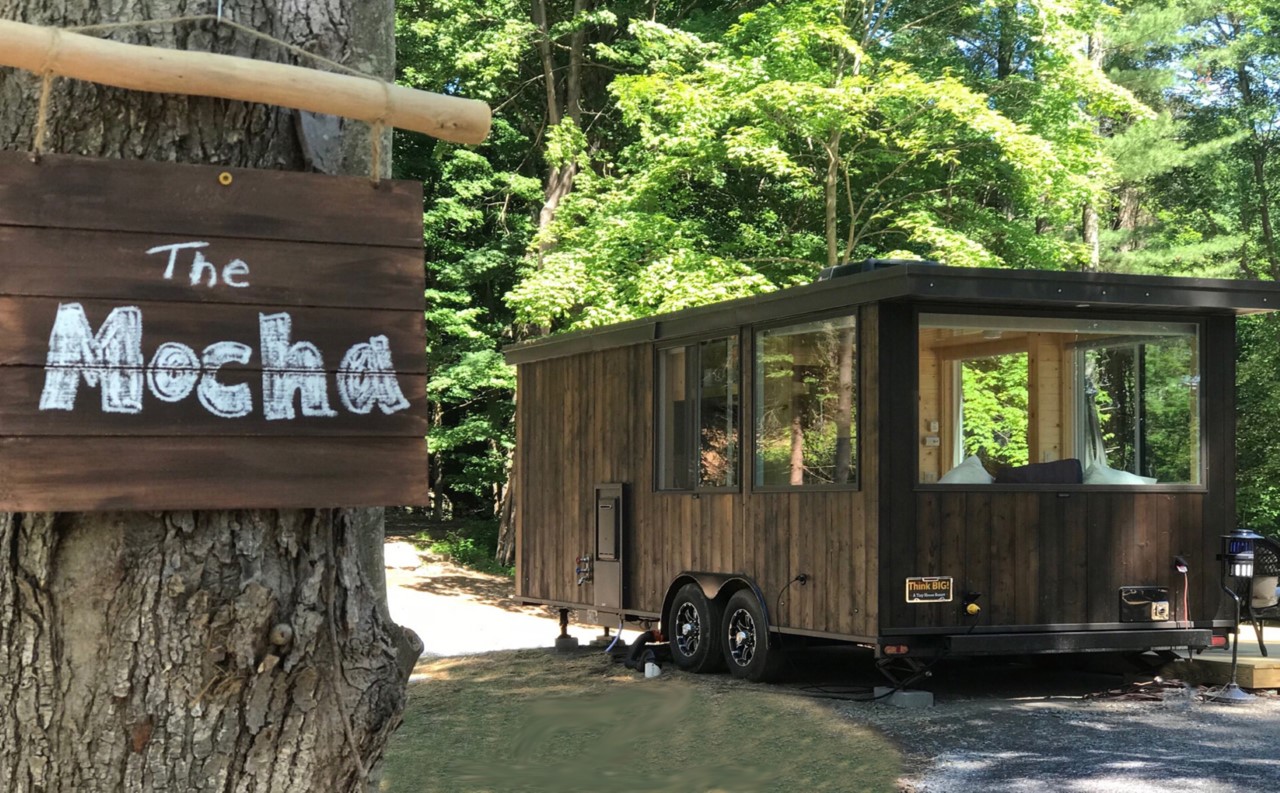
[754,314,858,488]
[657,337,739,490]
[918,313,1200,485]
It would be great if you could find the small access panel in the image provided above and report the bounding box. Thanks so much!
[594,483,626,610]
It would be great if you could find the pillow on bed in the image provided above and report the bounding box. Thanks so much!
[1083,463,1156,485]
[938,455,994,485]
[994,459,1084,485]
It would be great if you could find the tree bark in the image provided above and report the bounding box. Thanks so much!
[1081,28,1104,272]
[1236,64,1280,279]
[494,448,516,567]
[532,0,589,264]
[1082,202,1100,271]
[0,3,420,791]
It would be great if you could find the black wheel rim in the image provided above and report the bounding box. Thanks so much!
[675,602,701,657]
[727,607,756,667]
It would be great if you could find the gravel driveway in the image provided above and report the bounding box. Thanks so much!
[820,655,1280,793]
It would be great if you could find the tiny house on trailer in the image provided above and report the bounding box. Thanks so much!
[504,262,1280,681]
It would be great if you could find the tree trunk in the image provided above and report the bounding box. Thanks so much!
[1082,202,1100,271]
[494,448,516,567]
[824,130,841,268]
[1081,28,1104,272]
[1236,64,1280,279]
[531,0,588,265]
[0,3,420,792]
[1115,185,1141,253]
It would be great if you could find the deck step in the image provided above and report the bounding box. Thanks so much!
[1191,625,1280,689]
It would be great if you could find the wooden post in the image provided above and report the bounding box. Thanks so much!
[0,18,491,144]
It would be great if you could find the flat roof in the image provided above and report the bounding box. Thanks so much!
[504,264,1280,365]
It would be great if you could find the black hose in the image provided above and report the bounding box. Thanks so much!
[623,630,660,671]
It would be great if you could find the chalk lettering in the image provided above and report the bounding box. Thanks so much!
[146,241,251,288]
[40,303,144,414]
[199,342,253,418]
[338,336,410,415]
[37,306,405,421]
[259,313,337,420]
[146,241,210,280]
[189,249,218,287]
[146,342,200,402]
[223,260,251,288]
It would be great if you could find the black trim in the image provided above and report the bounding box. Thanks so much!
[503,264,1280,365]
[887,620,1232,635]
[941,628,1212,656]
[879,303,919,631]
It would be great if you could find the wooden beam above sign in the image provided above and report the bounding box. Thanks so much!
[0,18,491,145]
[0,153,430,511]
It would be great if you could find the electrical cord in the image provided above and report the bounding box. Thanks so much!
[603,616,625,654]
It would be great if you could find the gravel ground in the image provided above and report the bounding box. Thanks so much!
[384,541,1280,792]
[813,654,1280,793]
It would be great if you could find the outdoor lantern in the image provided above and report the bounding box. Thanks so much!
[1221,529,1264,579]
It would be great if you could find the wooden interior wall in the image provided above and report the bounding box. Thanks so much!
[918,328,1074,480]
[918,329,943,481]
[884,491,1208,630]
[516,306,881,640]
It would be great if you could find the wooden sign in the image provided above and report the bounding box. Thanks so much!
[0,152,429,511]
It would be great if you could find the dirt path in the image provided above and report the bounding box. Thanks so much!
[383,541,639,660]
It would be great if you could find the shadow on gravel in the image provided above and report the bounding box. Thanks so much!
[773,646,1280,793]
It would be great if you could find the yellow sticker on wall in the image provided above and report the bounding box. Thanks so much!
[905,576,953,603]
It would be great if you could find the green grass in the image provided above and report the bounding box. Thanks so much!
[413,520,513,577]
[381,650,902,793]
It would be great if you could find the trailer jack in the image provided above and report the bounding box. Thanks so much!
[876,656,931,688]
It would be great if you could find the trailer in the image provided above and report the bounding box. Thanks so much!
[504,262,1280,681]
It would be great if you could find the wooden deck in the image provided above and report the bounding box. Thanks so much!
[1193,625,1280,689]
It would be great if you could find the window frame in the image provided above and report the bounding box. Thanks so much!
[913,305,1208,492]
[748,308,862,493]
[653,333,743,493]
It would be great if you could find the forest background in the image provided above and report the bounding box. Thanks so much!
[393,0,1280,555]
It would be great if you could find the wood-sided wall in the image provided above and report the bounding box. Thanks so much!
[515,306,882,641]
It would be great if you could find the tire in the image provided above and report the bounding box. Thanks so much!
[721,589,784,682]
[667,583,725,673]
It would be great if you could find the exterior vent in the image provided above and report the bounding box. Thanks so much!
[817,258,942,282]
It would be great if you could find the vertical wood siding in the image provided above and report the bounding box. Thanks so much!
[516,308,880,639]
[883,491,1209,630]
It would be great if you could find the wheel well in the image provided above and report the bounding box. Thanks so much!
[660,572,771,638]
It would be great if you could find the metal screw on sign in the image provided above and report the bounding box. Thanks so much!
[218,172,233,186]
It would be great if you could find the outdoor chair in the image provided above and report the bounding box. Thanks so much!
[1246,535,1280,656]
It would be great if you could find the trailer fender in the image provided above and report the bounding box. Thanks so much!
[661,572,773,639]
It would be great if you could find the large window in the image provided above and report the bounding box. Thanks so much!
[918,313,1200,485]
[754,314,858,488]
[657,336,739,490]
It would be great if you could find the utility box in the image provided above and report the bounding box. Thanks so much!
[594,483,625,610]
[1120,587,1171,623]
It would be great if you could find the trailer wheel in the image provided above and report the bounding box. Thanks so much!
[667,583,725,673]
[722,589,783,682]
